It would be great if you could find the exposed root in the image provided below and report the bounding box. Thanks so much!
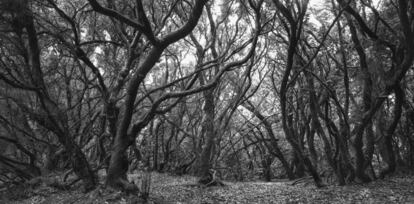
[107,178,139,195]
[198,169,225,187]
[290,176,312,186]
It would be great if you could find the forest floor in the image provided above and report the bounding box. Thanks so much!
[2,172,414,204]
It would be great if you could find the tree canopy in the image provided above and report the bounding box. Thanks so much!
[1,0,414,199]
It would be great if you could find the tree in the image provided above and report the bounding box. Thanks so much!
[1,0,414,194]
[0,0,97,191]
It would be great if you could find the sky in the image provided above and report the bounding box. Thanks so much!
[309,0,326,9]
[92,0,383,75]
[308,0,382,27]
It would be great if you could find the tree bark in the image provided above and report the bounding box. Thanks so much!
[197,89,216,183]
[380,84,404,177]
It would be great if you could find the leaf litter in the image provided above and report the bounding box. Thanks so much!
[2,172,414,204]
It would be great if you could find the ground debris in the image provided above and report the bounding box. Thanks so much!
[3,173,414,204]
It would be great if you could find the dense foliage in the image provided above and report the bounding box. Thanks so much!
[1,0,413,197]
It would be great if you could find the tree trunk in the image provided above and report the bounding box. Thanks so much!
[70,145,97,191]
[105,134,137,192]
[262,155,274,182]
[242,101,295,179]
[347,15,373,182]
[20,3,97,190]
[380,84,404,177]
[304,71,336,173]
[197,89,216,184]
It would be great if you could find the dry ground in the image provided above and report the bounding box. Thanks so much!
[2,172,414,204]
